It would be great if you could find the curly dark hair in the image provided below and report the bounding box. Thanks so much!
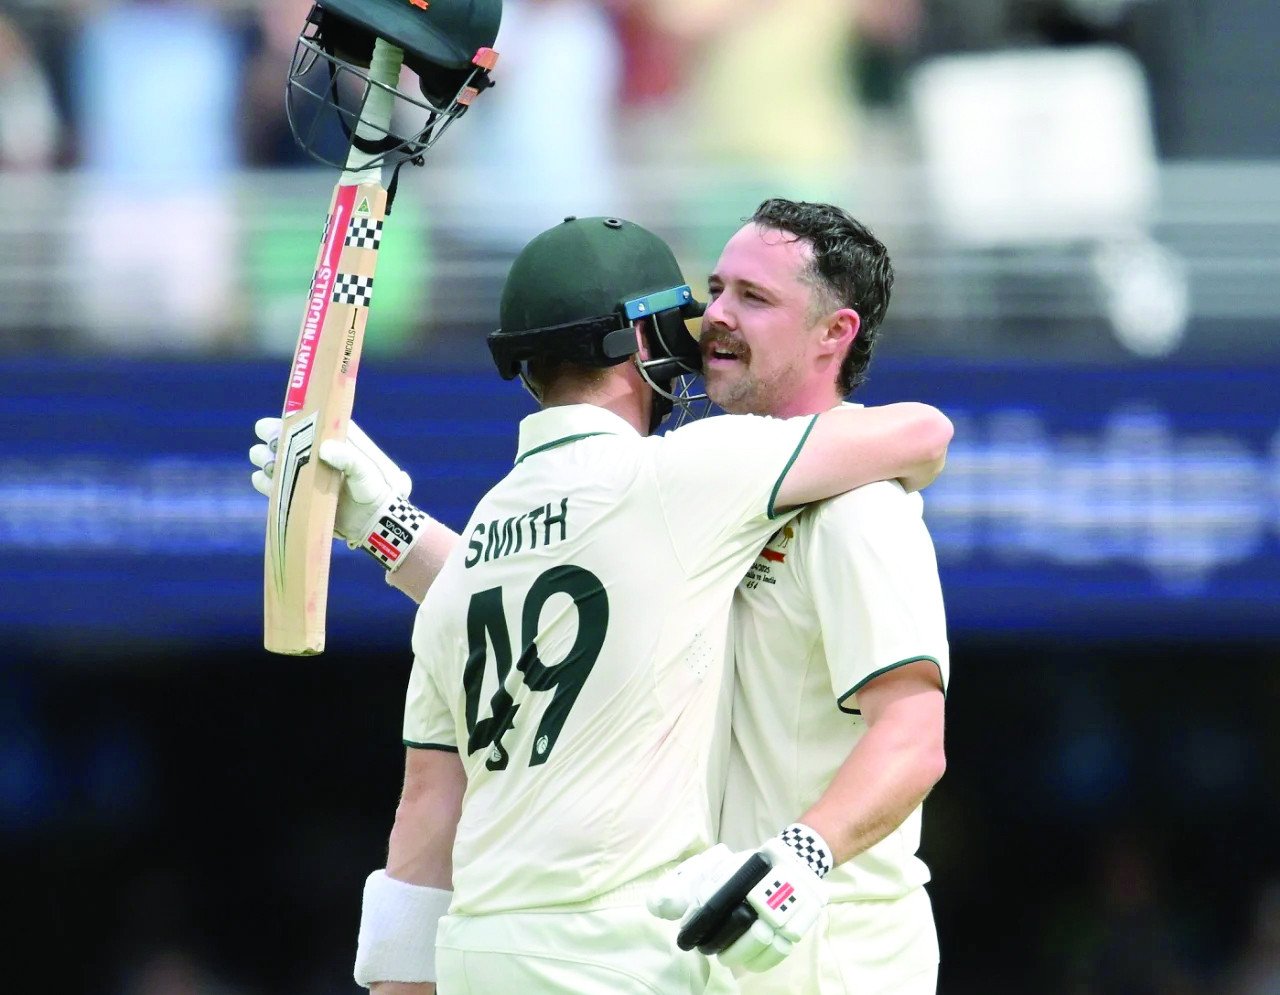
[750,198,894,395]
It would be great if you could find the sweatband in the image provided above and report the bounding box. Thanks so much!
[353,869,452,988]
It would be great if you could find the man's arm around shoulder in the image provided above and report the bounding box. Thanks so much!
[773,402,952,511]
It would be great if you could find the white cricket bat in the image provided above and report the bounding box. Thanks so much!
[264,39,404,656]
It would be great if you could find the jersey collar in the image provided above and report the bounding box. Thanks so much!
[514,404,637,465]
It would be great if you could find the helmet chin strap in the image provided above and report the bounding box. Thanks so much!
[507,314,710,434]
[516,368,542,404]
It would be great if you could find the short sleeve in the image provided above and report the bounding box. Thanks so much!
[654,413,817,569]
[803,481,950,710]
[402,605,460,752]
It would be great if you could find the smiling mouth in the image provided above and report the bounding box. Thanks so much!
[703,339,746,363]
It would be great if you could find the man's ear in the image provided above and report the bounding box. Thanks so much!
[633,318,654,361]
[820,308,861,358]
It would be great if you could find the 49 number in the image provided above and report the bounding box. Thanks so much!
[463,565,608,771]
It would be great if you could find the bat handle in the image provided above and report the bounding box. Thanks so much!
[344,38,405,183]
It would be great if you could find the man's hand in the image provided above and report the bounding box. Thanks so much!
[649,829,832,973]
[648,844,747,922]
[250,417,426,570]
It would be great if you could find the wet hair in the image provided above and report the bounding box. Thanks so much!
[750,198,894,395]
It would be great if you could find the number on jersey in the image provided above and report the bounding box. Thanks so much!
[463,564,608,770]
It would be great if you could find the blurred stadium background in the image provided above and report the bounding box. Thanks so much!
[3,0,1279,992]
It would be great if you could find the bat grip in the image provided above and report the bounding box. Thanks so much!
[344,38,405,183]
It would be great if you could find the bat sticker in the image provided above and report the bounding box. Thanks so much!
[270,411,319,594]
[332,273,374,307]
[284,186,356,415]
[344,217,383,250]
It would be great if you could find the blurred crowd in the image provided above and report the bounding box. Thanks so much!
[0,0,1131,169]
[0,0,1207,359]
[0,0,1184,176]
[0,0,1045,172]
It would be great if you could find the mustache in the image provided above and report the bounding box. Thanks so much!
[700,326,749,358]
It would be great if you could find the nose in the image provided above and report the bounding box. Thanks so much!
[702,294,732,331]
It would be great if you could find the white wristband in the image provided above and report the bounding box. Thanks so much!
[353,869,452,988]
[777,823,835,878]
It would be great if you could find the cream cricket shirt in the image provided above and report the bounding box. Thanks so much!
[403,404,815,915]
[721,477,950,902]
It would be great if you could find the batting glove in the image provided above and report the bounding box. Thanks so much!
[648,844,748,922]
[249,416,427,571]
[652,824,833,974]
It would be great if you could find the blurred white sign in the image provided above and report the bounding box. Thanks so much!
[909,45,1159,245]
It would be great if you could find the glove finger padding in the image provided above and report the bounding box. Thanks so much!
[647,844,739,922]
[695,900,760,956]
[319,439,385,507]
[249,443,274,474]
[719,917,791,973]
[347,420,413,499]
[254,416,281,445]
[674,852,771,952]
[714,838,828,972]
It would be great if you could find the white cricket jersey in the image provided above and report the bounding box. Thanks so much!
[404,404,816,915]
[721,477,949,902]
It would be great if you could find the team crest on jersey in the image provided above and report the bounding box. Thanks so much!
[745,525,793,589]
[760,525,794,563]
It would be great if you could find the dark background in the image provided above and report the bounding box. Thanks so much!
[8,640,1278,994]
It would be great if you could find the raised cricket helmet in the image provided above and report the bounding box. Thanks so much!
[488,216,708,426]
[287,0,500,170]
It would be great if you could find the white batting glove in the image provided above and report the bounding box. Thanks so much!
[249,416,429,571]
[717,832,830,972]
[656,824,833,974]
[648,844,747,922]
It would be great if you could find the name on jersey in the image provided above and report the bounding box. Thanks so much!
[464,498,570,568]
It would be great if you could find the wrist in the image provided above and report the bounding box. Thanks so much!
[775,822,834,878]
[354,498,433,573]
[354,870,451,988]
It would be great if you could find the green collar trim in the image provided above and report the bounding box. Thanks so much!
[767,414,820,519]
[515,431,614,465]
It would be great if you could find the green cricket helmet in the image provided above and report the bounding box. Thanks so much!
[489,217,706,422]
[287,0,500,171]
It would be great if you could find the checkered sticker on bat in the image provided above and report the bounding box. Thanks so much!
[333,274,374,307]
[345,218,383,250]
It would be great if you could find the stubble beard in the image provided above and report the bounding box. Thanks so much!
[708,367,776,417]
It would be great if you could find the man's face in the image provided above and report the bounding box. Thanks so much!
[700,223,830,417]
